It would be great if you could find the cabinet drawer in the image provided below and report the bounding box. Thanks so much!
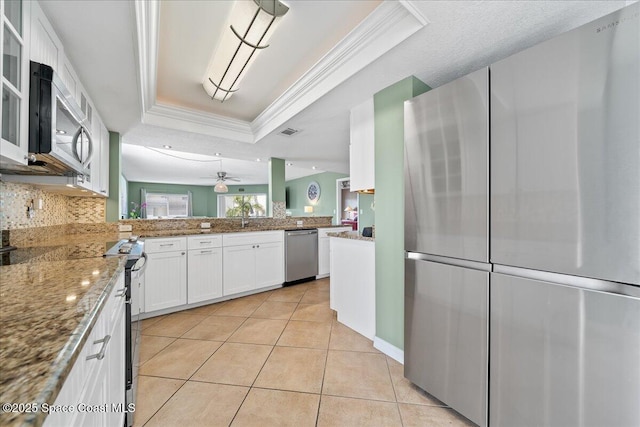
[144,237,187,253]
[223,231,284,247]
[187,234,222,249]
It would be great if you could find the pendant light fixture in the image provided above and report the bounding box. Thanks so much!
[203,0,289,102]
[214,180,229,193]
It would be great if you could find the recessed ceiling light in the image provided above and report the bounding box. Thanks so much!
[256,158,261,162]
[56,129,66,135]
[215,152,221,156]
[312,166,317,170]
[286,162,293,166]
[163,145,172,149]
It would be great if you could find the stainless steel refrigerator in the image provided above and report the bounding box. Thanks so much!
[489,3,639,426]
[404,4,639,427]
[404,67,490,427]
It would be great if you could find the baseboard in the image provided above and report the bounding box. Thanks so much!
[373,336,404,364]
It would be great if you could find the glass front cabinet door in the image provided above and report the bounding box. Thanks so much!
[1,0,30,166]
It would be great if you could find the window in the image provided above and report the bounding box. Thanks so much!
[218,194,267,218]
[142,191,192,219]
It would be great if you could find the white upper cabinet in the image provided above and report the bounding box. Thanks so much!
[29,1,60,71]
[59,54,79,101]
[86,111,110,197]
[13,0,109,197]
[349,98,375,192]
[97,122,109,196]
[0,0,31,166]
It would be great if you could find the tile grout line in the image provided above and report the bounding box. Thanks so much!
[139,299,247,425]
[136,298,224,425]
[139,376,187,427]
[136,281,331,426]
[384,354,405,427]
[315,316,336,426]
[228,286,306,426]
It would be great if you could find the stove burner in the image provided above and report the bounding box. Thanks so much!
[119,244,133,254]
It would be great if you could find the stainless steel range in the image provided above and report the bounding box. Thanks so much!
[104,238,146,427]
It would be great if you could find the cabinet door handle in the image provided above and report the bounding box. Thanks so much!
[181,252,185,255]
[256,245,260,248]
[199,241,212,244]
[160,243,174,247]
[86,335,111,361]
[114,287,126,298]
[200,250,212,254]
[252,245,255,248]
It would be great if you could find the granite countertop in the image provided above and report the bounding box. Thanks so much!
[138,224,348,238]
[327,231,375,242]
[0,224,352,425]
[0,237,127,427]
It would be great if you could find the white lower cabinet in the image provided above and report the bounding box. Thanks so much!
[254,241,284,289]
[144,237,187,312]
[187,235,223,303]
[330,237,376,339]
[223,231,284,296]
[145,250,187,312]
[223,244,256,295]
[141,232,284,315]
[317,227,352,278]
[44,272,126,427]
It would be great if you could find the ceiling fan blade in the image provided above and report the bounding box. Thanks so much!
[226,177,241,182]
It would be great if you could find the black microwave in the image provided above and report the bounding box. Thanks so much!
[28,61,93,177]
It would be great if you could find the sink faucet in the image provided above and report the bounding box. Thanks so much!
[241,200,254,228]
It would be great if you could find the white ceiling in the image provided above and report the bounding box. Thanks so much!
[156,0,381,121]
[39,1,633,187]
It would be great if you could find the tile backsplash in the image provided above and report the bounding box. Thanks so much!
[0,181,106,231]
[68,196,106,224]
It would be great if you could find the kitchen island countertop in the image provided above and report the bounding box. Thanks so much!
[327,230,375,242]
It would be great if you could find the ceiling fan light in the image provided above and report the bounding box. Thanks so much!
[214,181,229,193]
[203,0,289,102]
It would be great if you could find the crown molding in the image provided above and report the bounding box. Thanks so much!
[134,0,159,113]
[144,104,254,143]
[250,1,429,141]
[134,0,428,144]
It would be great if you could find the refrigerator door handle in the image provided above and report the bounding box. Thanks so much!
[493,264,640,298]
[406,251,492,272]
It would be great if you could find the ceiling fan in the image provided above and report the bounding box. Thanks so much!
[214,171,240,182]
[198,159,241,192]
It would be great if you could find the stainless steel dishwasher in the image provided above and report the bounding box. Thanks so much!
[285,229,318,285]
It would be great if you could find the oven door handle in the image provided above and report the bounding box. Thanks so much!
[131,253,148,274]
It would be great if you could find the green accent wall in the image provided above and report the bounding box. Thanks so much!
[127,182,269,218]
[106,132,120,222]
[358,192,375,230]
[269,157,286,216]
[285,172,347,220]
[374,76,430,350]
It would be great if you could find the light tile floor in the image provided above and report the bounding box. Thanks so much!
[133,278,474,426]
